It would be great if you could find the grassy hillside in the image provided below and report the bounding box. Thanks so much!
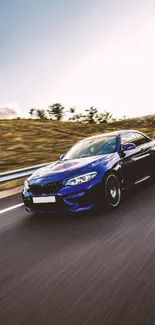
[0,116,155,174]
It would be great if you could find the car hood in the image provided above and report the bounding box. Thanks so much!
[28,154,116,184]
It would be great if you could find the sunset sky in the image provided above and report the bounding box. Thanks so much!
[0,0,155,118]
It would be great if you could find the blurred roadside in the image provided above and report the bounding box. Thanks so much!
[0,178,26,192]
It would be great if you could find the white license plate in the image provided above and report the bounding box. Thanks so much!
[32,196,56,204]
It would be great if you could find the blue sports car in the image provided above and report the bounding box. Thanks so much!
[22,130,155,213]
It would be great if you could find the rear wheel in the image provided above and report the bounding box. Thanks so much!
[104,173,121,208]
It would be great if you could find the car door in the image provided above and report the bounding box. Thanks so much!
[133,132,154,178]
[120,132,150,187]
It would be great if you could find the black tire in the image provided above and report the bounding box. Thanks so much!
[104,172,121,208]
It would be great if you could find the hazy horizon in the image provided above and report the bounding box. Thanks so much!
[0,0,155,119]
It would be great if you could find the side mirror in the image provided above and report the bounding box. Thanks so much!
[122,143,136,151]
[60,154,65,161]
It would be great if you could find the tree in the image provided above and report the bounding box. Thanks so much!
[96,110,113,124]
[69,113,87,123]
[69,107,76,114]
[85,106,98,123]
[29,108,35,118]
[68,107,76,121]
[35,109,47,120]
[48,103,65,120]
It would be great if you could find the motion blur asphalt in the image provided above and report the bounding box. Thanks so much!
[1,181,155,325]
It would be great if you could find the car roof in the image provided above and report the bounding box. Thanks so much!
[81,129,140,142]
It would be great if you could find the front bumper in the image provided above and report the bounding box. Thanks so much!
[22,177,102,213]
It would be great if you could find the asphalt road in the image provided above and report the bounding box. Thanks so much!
[1,181,155,325]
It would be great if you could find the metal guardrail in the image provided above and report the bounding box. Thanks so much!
[0,163,50,183]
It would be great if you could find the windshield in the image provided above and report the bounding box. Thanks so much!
[64,135,117,160]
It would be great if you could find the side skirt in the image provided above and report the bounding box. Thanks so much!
[122,174,151,191]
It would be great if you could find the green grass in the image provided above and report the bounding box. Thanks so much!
[0,117,155,174]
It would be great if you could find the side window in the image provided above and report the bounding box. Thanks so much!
[134,133,151,146]
[121,132,137,146]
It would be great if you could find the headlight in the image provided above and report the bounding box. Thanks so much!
[24,180,30,190]
[65,171,98,186]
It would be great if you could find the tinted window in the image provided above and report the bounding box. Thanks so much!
[134,132,151,146]
[121,132,137,145]
[121,132,151,148]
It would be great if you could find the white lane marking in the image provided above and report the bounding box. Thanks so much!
[0,203,24,215]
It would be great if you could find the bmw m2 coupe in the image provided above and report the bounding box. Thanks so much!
[22,130,155,213]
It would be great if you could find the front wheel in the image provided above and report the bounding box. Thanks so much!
[104,173,121,208]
